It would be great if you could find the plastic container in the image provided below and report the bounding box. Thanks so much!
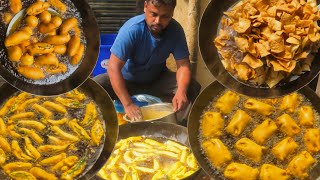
[93,34,117,77]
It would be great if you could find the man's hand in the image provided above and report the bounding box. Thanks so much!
[173,58,191,112]
[124,103,143,121]
[172,90,188,112]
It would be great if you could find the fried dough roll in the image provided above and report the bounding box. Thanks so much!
[26,1,50,16]
[17,66,45,80]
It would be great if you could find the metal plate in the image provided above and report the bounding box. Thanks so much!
[188,80,320,179]
[0,0,100,96]
[0,78,118,180]
[199,0,320,98]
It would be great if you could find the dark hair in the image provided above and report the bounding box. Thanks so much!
[146,0,176,8]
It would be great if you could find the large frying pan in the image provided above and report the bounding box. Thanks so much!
[188,80,320,179]
[199,0,320,98]
[0,0,100,96]
[94,121,201,180]
[0,78,118,180]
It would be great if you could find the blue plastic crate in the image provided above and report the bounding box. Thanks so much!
[93,34,117,77]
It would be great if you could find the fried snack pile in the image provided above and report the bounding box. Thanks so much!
[3,0,85,80]
[98,136,199,180]
[0,89,104,180]
[214,0,320,88]
[200,90,320,180]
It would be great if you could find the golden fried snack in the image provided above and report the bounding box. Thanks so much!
[226,109,251,136]
[276,114,301,137]
[26,42,54,55]
[5,31,31,47]
[20,53,34,66]
[235,138,266,162]
[45,63,67,75]
[2,12,13,24]
[43,101,67,114]
[20,26,33,35]
[51,16,63,27]
[37,144,70,154]
[280,93,300,114]
[34,53,59,67]
[244,98,275,116]
[3,162,32,174]
[53,45,67,54]
[17,66,45,80]
[31,104,52,118]
[0,137,11,152]
[260,164,291,180]
[0,97,16,116]
[23,137,41,160]
[214,90,239,114]
[43,34,71,45]
[80,102,97,127]
[60,17,78,35]
[299,106,315,127]
[7,46,22,62]
[48,0,67,13]
[52,155,78,172]
[11,140,32,161]
[251,119,277,145]
[38,23,57,34]
[51,126,79,142]
[69,119,90,141]
[0,118,6,136]
[9,112,35,122]
[287,151,316,179]
[19,128,44,144]
[54,97,82,108]
[60,156,86,180]
[18,120,46,131]
[9,171,36,180]
[26,1,50,16]
[91,119,104,146]
[30,167,58,180]
[9,0,22,14]
[202,138,232,169]
[0,148,6,165]
[16,98,39,112]
[272,137,298,161]
[47,118,68,126]
[71,43,84,65]
[201,111,224,138]
[304,128,320,153]
[224,163,259,180]
[39,153,66,166]
[25,16,38,27]
[39,11,51,24]
[67,35,81,57]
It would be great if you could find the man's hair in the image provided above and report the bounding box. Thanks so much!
[146,0,176,8]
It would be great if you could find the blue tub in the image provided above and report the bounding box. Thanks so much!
[93,34,117,77]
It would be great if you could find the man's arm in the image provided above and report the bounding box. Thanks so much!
[173,58,191,112]
[108,54,142,120]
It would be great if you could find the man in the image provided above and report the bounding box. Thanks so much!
[94,0,201,121]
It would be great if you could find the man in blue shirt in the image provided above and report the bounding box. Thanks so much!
[94,0,200,121]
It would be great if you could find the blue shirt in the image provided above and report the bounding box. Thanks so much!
[110,14,189,83]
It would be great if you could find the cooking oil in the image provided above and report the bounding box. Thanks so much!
[199,90,320,179]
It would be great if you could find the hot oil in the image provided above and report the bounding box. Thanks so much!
[199,90,320,179]
[141,110,172,121]
[1,0,86,85]
[105,136,195,180]
[0,90,106,179]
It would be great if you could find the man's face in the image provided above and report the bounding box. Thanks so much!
[144,1,174,36]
